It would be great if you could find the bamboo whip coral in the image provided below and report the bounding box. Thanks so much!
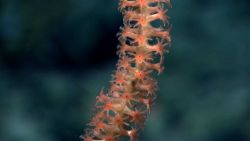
[82,0,171,140]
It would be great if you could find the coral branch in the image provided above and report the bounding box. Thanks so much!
[82,0,171,140]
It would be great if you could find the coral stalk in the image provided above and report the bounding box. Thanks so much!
[82,0,171,140]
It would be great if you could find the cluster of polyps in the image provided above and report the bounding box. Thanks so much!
[82,0,171,141]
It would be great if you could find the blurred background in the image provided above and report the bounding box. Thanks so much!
[0,0,249,141]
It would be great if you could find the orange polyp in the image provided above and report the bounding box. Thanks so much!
[130,110,143,125]
[138,16,147,27]
[135,70,145,80]
[135,54,144,64]
[94,121,107,133]
[122,93,132,101]
[113,114,124,125]
[139,0,147,8]
[103,102,114,111]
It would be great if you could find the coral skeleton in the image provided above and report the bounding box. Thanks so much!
[82,0,171,140]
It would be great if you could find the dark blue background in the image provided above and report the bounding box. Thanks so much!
[0,0,249,141]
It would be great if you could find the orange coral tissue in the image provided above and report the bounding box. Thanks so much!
[81,0,172,140]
